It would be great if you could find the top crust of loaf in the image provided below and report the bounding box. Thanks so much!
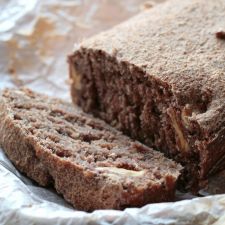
[73,0,225,134]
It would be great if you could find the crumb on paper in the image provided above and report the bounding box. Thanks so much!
[216,30,225,40]
[8,68,16,74]
[8,69,24,86]
[140,1,156,11]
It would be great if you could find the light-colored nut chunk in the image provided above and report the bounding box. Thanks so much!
[96,167,146,178]
[181,104,192,129]
[168,108,189,153]
[69,59,81,91]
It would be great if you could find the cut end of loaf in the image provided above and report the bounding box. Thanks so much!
[69,48,200,190]
[69,45,224,192]
[69,0,225,192]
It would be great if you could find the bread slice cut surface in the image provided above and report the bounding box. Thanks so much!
[0,89,182,211]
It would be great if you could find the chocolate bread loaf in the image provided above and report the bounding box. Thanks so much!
[69,0,225,190]
[0,89,181,211]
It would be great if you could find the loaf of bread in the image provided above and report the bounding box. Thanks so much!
[69,0,225,190]
[0,89,181,211]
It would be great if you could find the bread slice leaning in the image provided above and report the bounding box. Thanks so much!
[0,89,182,211]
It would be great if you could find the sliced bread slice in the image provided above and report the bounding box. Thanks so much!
[0,89,182,211]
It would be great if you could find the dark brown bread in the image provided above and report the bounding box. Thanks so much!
[0,89,181,211]
[69,0,225,191]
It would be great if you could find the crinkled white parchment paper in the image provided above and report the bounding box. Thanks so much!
[1,0,225,224]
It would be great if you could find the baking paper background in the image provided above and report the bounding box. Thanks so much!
[0,0,225,224]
